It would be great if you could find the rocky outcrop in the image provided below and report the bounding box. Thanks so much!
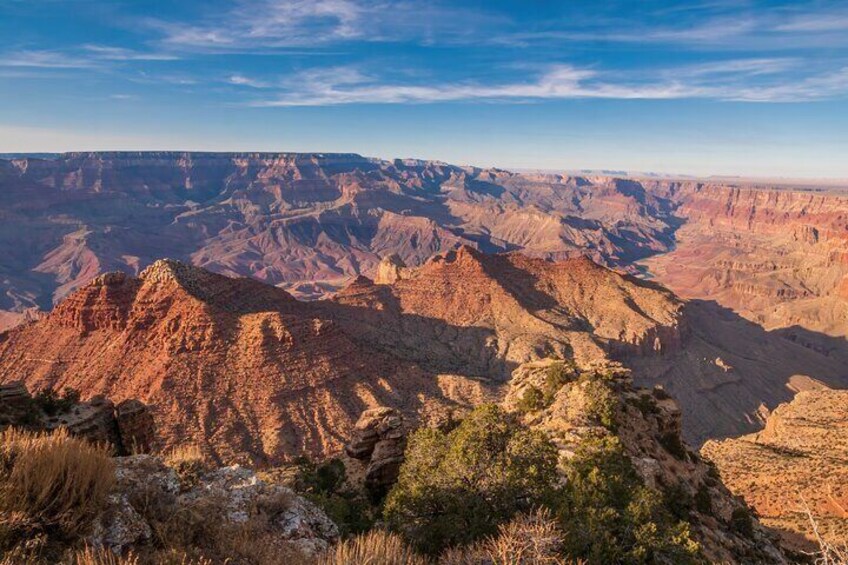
[510,360,788,564]
[374,254,407,285]
[47,396,123,448]
[89,454,339,556]
[0,381,34,426]
[0,383,155,455]
[345,407,407,498]
[116,399,156,454]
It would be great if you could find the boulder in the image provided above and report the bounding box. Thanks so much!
[47,396,122,448]
[116,399,156,453]
[0,381,34,427]
[345,407,407,498]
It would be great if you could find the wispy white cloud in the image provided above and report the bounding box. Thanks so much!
[0,50,97,69]
[251,65,690,107]
[673,58,800,77]
[0,45,177,73]
[82,44,179,61]
[775,13,848,32]
[249,62,848,106]
[495,6,848,50]
[228,74,271,88]
[150,0,503,51]
[724,67,848,102]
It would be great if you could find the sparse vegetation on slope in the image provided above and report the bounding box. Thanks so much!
[703,389,848,553]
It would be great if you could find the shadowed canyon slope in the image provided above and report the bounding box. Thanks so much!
[2,247,848,462]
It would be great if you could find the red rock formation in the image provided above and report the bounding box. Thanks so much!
[0,251,688,464]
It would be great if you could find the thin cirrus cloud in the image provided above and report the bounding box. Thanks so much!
[150,0,504,51]
[0,50,98,69]
[774,13,848,32]
[81,45,179,61]
[0,46,177,70]
[496,6,848,50]
[672,58,800,77]
[247,61,848,107]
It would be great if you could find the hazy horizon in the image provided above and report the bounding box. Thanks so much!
[4,149,848,183]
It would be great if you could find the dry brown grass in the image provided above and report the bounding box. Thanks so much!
[317,529,429,565]
[64,546,215,565]
[0,428,115,538]
[163,445,208,490]
[68,546,140,565]
[440,510,574,565]
[316,510,576,565]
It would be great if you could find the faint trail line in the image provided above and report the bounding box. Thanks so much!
[21,357,69,363]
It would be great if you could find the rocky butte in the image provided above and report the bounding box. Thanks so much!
[2,247,848,463]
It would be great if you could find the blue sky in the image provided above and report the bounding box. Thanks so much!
[1,0,848,178]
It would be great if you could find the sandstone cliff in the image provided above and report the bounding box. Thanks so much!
[640,183,848,337]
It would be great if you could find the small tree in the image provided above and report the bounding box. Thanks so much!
[542,362,576,406]
[33,387,80,417]
[516,386,544,414]
[581,376,620,431]
[383,404,558,554]
[556,436,700,564]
